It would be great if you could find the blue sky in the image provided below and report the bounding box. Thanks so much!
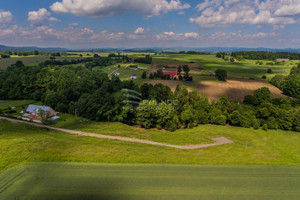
[0,0,299,48]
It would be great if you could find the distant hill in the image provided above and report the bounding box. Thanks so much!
[1,44,300,53]
[0,45,68,52]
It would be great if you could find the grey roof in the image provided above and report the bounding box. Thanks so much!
[131,74,137,76]
[26,105,51,114]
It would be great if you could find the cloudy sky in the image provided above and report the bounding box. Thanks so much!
[0,0,300,48]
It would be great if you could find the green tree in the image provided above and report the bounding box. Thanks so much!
[253,87,272,105]
[215,69,227,81]
[142,71,147,79]
[36,109,51,124]
[34,50,39,55]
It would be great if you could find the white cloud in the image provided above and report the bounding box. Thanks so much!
[28,8,59,26]
[0,23,286,48]
[0,10,13,24]
[134,27,144,34]
[191,0,300,28]
[50,0,190,18]
[69,22,79,27]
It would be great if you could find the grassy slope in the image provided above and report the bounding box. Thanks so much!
[0,100,37,109]
[1,163,300,200]
[1,117,300,174]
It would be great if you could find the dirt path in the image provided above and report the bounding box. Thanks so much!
[0,117,233,150]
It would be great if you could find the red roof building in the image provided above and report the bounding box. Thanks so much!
[163,71,178,78]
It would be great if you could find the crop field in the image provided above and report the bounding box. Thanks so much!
[1,163,300,200]
[0,56,81,69]
[196,79,287,100]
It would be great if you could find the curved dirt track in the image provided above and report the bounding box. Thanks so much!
[0,117,233,150]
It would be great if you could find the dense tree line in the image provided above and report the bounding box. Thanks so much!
[135,84,299,132]
[231,51,300,60]
[270,64,300,98]
[134,55,152,64]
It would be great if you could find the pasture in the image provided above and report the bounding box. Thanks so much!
[196,79,286,100]
[1,163,300,200]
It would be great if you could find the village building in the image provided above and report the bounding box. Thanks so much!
[163,71,179,79]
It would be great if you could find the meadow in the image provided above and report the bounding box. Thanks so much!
[1,163,300,200]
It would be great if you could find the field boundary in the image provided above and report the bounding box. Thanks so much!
[0,117,233,149]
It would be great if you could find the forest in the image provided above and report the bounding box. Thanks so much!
[270,63,300,98]
[231,51,300,60]
[0,59,299,132]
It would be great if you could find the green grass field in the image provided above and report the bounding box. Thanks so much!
[1,163,300,200]
[0,100,37,109]
[1,115,300,174]
[94,62,151,82]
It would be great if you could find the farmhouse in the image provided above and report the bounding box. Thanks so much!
[114,70,120,76]
[276,59,290,62]
[130,65,138,70]
[22,105,60,122]
[163,71,179,79]
[130,74,137,79]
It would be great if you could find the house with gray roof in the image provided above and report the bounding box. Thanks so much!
[22,105,60,122]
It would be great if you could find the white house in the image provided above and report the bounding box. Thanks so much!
[130,74,137,79]
[114,70,120,76]
[130,65,138,70]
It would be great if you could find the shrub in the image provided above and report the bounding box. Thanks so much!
[253,120,260,130]
[262,124,268,131]
[267,69,273,73]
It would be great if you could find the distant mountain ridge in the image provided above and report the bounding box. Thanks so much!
[0,44,300,53]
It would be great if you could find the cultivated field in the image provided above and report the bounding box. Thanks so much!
[141,80,182,91]
[196,79,287,100]
[1,163,300,200]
